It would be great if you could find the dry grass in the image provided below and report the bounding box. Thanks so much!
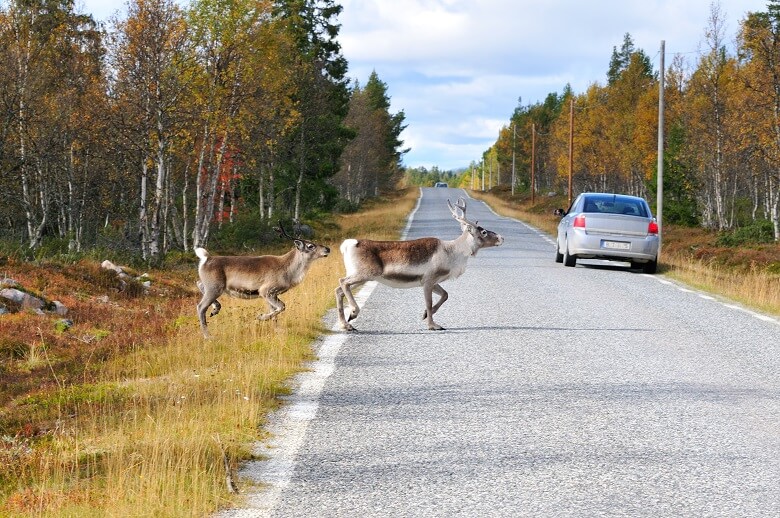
[0,189,418,517]
[7,184,775,517]
[662,253,780,316]
[471,189,780,317]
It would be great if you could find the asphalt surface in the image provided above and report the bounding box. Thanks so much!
[221,187,780,518]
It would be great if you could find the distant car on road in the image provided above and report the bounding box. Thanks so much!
[434,182,448,188]
[554,192,659,273]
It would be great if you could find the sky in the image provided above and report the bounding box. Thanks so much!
[80,0,770,171]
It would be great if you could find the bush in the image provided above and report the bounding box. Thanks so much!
[0,337,28,360]
[333,198,360,214]
[209,210,280,253]
[716,220,776,247]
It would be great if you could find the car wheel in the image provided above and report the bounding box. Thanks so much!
[642,259,658,274]
[555,241,564,263]
[563,241,576,267]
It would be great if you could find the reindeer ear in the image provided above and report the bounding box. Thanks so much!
[294,239,305,250]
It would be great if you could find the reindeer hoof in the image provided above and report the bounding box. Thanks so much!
[341,322,355,331]
[428,323,445,331]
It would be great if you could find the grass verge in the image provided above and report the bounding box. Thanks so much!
[0,188,418,517]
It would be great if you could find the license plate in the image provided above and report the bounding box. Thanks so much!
[602,240,630,250]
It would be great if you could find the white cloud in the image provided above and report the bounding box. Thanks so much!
[81,0,770,170]
[340,0,768,170]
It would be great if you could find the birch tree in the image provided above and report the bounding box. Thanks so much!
[739,1,780,240]
[187,0,258,248]
[0,0,102,249]
[687,3,740,230]
[108,0,190,261]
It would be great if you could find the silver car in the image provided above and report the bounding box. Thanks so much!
[554,193,659,273]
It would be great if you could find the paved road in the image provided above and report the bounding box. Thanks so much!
[223,187,780,517]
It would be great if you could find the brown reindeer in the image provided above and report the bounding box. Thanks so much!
[196,223,330,337]
[335,198,504,331]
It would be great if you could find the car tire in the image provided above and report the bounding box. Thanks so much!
[642,259,658,274]
[563,241,576,267]
[555,241,564,263]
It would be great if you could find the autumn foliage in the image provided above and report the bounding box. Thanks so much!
[0,0,406,263]
[480,4,780,243]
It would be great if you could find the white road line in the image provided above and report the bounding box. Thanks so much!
[218,189,424,517]
[645,274,779,326]
[218,282,377,518]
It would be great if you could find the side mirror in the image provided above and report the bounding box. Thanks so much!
[553,208,565,217]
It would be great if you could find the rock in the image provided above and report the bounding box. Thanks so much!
[101,259,122,273]
[0,288,44,310]
[0,306,8,316]
[52,300,69,316]
[96,295,110,304]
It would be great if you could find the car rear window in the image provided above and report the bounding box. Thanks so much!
[583,196,648,217]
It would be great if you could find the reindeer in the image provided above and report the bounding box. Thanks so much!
[195,223,330,338]
[335,198,504,331]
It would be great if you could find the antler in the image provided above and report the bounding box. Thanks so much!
[448,197,468,221]
[274,221,296,241]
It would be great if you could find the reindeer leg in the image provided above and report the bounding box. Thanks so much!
[196,291,221,338]
[197,281,223,319]
[337,276,366,331]
[258,294,285,321]
[422,284,448,320]
[423,283,444,331]
[335,284,355,331]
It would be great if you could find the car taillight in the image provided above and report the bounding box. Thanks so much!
[648,221,659,235]
[573,215,586,228]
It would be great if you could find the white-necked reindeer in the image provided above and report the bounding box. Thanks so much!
[196,223,330,338]
[335,197,504,331]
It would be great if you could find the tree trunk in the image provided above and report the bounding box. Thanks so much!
[268,166,275,219]
[149,115,167,261]
[193,122,209,248]
[139,158,150,260]
[258,163,265,220]
[294,126,305,221]
[201,130,229,244]
[182,163,189,250]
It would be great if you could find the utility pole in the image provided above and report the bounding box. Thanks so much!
[657,40,665,260]
[568,99,574,206]
[531,123,536,204]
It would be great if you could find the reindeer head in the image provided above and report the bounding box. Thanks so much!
[274,221,330,259]
[447,198,504,252]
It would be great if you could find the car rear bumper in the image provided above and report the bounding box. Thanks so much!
[568,230,659,262]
